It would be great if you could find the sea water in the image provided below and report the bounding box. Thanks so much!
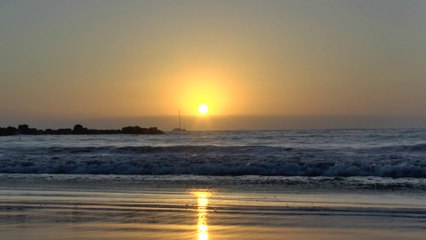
[0,129,425,178]
[0,129,425,239]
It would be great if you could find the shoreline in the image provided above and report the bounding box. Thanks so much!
[1,173,425,194]
[0,174,425,240]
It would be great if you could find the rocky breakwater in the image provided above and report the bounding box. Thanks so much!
[0,124,164,136]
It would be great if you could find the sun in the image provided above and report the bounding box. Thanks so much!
[198,104,209,115]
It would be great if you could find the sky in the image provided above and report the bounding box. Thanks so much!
[1,0,426,130]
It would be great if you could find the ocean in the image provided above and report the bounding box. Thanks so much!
[1,129,425,177]
[1,129,425,239]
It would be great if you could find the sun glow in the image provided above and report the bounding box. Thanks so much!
[198,104,209,115]
[165,66,245,116]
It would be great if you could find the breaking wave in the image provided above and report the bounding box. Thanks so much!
[0,144,425,177]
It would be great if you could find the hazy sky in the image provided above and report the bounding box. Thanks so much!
[1,0,425,129]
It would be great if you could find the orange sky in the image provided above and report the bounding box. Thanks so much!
[1,1,426,129]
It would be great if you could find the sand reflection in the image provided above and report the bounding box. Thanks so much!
[193,192,210,240]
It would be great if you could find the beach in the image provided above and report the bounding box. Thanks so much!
[0,174,425,240]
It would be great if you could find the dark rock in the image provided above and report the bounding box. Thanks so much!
[0,127,15,136]
[6,126,17,135]
[56,128,72,135]
[72,124,89,134]
[17,124,39,135]
[18,124,29,131]
[0,124,164,136]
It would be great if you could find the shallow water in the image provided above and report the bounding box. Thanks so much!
[0,175,425,240]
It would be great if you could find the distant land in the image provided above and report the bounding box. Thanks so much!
[0,124,163,136]
[1,115,426,131]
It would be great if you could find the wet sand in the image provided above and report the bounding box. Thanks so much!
[0,174,425,240]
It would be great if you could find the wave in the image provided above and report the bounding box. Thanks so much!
[378,143,426,152]
[0,145,425,177]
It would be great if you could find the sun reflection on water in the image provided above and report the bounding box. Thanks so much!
[193,192,210,240]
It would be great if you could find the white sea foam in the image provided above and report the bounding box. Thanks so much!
[0,142,425,177]
[1,129,426,177]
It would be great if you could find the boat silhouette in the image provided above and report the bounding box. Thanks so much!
[172,109,186,132]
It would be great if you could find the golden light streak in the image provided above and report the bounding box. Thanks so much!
[192,191,211,240]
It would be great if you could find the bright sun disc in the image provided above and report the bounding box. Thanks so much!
[198,104,209,115]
